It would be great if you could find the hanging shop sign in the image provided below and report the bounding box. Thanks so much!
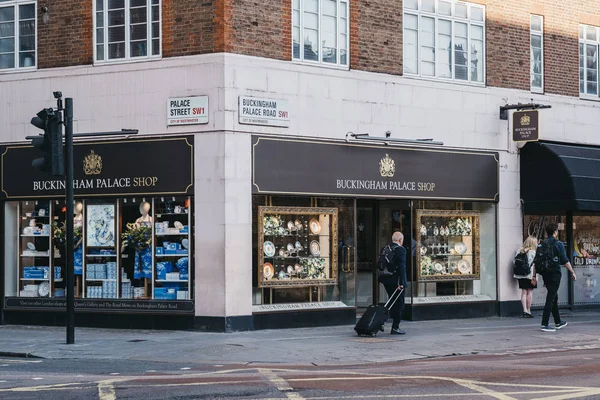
[167,96,209,126]
[252,136,499,201]
[1,136,194,198]
[513,110,539,142]
[239,96,290,127]
[3,297,194,314]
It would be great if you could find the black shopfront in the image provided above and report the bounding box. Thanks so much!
[521,141,600,309]
[252,136,500,327]
[0,136,196,329]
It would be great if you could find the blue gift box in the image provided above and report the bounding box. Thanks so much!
[156,247,164,255]
[156,261,174,280]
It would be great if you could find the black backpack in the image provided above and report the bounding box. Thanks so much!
[533,239,559,275]
[513,251,531,276]
[378,244,396,277]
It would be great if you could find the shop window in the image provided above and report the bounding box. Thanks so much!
[292,0,349,67]
[403,0,485,84]
[410,201,496,303]
[0,0,36,71]
[572,216,600,305]
[530,15,543,93]
[5,196,192,301]
[252,195,356,310]
[94,0,161,63]
[579,25,600,98]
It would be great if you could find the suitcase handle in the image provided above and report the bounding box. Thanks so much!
[384,287,404,310]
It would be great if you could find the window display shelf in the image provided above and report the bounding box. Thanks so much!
[258,206,338,288]
[86,279,117,282]
[155,213,189,216]
[155,279,188,282]
[155,233,188,236]
[416,210,481,282]
[21,253,51,257]
[86,255,117,258]
[20,235,50,237]
[20,278,49,281]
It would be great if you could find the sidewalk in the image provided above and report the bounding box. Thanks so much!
[1,311,600,366]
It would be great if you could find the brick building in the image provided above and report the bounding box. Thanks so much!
[1,0,600,331]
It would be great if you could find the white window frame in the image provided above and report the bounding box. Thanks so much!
[530,15,543,93]
[579,24,600,100]
[402,0,486,85]
[0,0,37,72]
[292,0,350,69]
[93,0,162,64]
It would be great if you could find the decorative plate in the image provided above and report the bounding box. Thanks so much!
[457,259,471,274]
[286,243,295,253]
[174,221,184,230]
[309,218,321,235]
[182,238,189,249]
[433,262,444,273]
[455,242,467,255]
[287,221,295,231]
[294,263,302,273]
[279,248,286,257]
[264,241,276,257]
[287,265,294,274]
[309,240,321,256]
[263,263,274,279]
[295,241,303,250]
[26,242,36,251]
[278,270,287,280]
[38,282,49,297]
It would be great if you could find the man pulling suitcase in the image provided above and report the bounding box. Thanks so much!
[354,231,407,336]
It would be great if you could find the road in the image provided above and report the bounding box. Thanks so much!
[1,346,599,399]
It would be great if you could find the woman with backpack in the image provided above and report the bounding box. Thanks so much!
[514,236,538,318]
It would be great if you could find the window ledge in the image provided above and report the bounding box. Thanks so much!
[0,67,38,74]
[291,59,350,71]
[579,94,600,102]
[93,56,163,67]
[530,87,544,95]
[402,73,486,88]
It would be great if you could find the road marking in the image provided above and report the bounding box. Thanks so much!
[109,373,120,376]
[31,378,43,381]
[0,381,6,383]
[97,380,116,400]
[0,365,7,367]
[146,370,156,373]
[259,369,304,399]
[180,367,191,370]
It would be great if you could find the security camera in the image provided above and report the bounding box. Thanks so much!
[385,131,391,138]
[53,91,62,99]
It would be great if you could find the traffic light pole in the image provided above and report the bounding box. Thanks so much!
[64,98,75,344]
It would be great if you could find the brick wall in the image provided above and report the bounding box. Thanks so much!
[351,0,403,75]
[162,0,216,57]
[37,2,93,68]
[228,0,291,61]
[27,0,600,99]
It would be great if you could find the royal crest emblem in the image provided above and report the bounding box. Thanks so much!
[83,150,102,175]
[379,154,395,178]
[520,114,531,126]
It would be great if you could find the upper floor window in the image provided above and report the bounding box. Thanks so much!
[530,15,543,93]
[0,0,36,71]
[292,0,349,67]
[94,0,161,63]
[403,0,485,84]
[580,25,599,98]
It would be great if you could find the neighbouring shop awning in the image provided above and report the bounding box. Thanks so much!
[521,141,600,213]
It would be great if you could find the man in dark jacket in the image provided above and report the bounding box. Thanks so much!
[540,223,577,332]
[379,231,408,335]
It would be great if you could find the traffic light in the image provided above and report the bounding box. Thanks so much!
[30,108,64,176]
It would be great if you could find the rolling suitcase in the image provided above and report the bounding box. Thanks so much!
[354,287,404,337]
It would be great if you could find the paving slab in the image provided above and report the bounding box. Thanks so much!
[1,311,600,366]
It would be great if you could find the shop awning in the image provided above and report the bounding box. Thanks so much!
[521,141,600,213]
